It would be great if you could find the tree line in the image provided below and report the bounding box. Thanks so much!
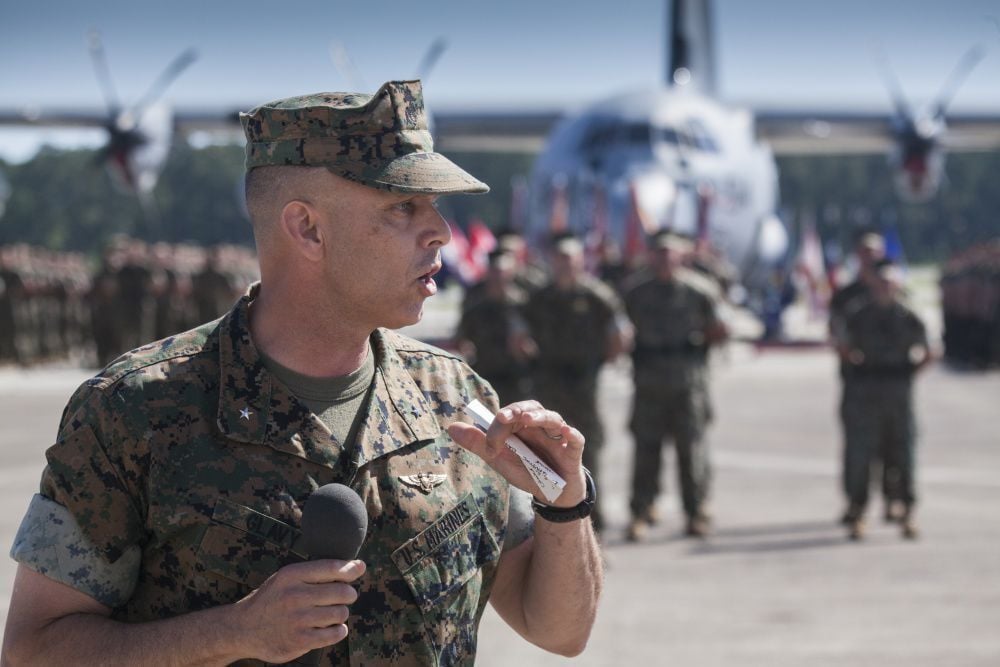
[1,143,997,262]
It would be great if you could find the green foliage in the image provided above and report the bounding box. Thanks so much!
[776,153,1000,261]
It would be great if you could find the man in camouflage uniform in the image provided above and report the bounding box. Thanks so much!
[4,81,602,666]
[456,249,534,404]
[624,231,726,540]
[840,259,930,540]
[523,232,629,534]
[829,231,904,523]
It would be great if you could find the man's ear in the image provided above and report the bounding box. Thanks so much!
[279,200,324,262]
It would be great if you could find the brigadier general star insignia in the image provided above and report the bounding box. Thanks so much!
[240,407,253,421]
[399,473,448,493]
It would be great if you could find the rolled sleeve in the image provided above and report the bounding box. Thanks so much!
[503,487,535,552]
[11,494,141,607]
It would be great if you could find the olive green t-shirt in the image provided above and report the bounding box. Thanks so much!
[259,345,376,448]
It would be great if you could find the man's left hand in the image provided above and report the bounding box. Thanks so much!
[448,400,587,508]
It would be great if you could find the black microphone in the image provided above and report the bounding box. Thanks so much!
[283,483,368,667]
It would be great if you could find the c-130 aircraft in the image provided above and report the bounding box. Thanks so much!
[435,0,1000,325]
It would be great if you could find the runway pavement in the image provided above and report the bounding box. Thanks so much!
[0,297,997,665]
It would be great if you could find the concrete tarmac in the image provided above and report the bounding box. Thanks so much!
[1,341,998,665]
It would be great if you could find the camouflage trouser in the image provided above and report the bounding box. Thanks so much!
[839,374,897,501]
[629,382,711,519]
[841,379,917,509]
[533,369,604,529]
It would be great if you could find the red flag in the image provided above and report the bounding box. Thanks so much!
[585,180,609,273]
[441,222,475,286]
[465,219,497,281]
[624,182,653,266]
[548,178,570,234]
[794,213,829,316]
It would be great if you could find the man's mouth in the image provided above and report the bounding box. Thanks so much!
[417,263,442,294]
[418,263,442,283]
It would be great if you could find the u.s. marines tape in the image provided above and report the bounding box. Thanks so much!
[463,400,566,503]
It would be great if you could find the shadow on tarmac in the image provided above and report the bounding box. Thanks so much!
[603,519,858,555]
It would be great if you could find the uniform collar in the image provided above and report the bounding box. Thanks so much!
[216,283,441,470]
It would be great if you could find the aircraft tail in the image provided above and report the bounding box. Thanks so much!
[667,0,717,94]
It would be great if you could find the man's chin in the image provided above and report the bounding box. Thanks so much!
[386,304,425,332]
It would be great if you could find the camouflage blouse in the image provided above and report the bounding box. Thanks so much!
[13,286,512,666]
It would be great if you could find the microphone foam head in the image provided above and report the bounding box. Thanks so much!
[300,483,368,560]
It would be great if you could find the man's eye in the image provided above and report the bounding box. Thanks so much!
[395,201,416,214]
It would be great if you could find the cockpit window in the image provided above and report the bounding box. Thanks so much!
[580,122,652,151]
[654,122,718,153]
[686,119,718,152]
[580,119,719,154]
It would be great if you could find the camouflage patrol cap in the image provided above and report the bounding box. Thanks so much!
[240,80,489,195]
[549,231,584,255]
[650,229,694,252]
[856,231,886,253]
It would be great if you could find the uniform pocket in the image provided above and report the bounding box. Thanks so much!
[195,498,304,590]
[391,493,500,612]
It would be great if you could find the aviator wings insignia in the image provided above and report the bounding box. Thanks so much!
[398,472,448,493]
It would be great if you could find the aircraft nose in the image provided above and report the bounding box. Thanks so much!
[756,214,788,265]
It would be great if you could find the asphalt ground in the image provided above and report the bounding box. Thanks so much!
[1,280,997,665]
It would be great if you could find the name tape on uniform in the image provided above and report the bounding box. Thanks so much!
[464,400,566,503]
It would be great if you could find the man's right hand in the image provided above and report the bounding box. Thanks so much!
[232,558,366,663]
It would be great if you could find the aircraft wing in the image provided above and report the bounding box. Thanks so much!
[0,107,244,134]
[0,109,108,128]
[937,114,1000,152]
[433,107,1000,156]
[432,110,563,153]
[754,109,1000,155]
[0,107,559,149]
[174,109,243,134]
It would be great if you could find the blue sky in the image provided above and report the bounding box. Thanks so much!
[2,0,999,160]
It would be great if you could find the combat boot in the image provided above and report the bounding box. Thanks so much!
[626,518,648,542]
[844,503,865,540]
[900,509,919,540]
[685,514,710,538]
[644,505,661,526]
[884,500,906,523]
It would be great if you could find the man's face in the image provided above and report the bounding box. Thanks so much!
[312,173,451,331]
[651,245,684,279]
[857,241,885,269]
[550,248,583,285]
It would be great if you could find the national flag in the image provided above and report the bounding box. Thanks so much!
[793,212,829,315]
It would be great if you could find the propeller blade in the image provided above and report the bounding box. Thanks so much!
[415,37,447,81]
[329,41,366,91]
[87,29,122,116]
[131,48,198,121]
[871,44,914,121]
[930,44,986,119]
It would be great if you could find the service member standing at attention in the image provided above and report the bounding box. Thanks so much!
[829,230,904,524]
[624,231,727,541]
[3,81,602,666]
[456,249,535,404]
[840,259,931,541]
[523,232,629,535]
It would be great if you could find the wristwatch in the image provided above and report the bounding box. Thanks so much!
[531,467,596,523]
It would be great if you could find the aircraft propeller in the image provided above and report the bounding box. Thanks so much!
[87,29,123,116]
[929,44,986,121]
[130,47,198,125]
[415,37,448,80]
